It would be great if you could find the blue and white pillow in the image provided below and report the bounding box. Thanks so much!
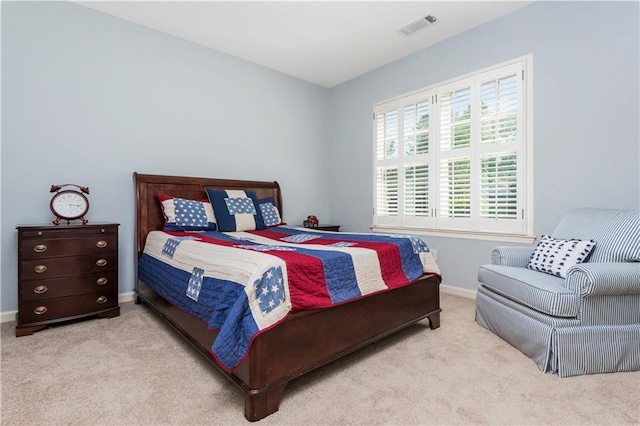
[158,194,217,232]
[257,197,283,227]
[206,189,266,232]
[527,234,596,278]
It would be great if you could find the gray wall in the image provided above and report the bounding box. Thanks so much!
[2,1,639,313]
[328,1,640,291]
[1,2,330,312]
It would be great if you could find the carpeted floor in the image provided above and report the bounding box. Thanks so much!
[1,293,638,425]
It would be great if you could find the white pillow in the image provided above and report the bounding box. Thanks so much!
[527,235,596,278]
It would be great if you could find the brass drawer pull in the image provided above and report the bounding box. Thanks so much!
[96,277,108,286]
[96,240,108,248]
[96,296,108,304]
[34,306,47,315]
[34,285,48,294]
[33,244,48,253]
[96,259,107,267]
[34,265,47,274]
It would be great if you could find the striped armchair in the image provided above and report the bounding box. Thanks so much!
[476,208,640,377]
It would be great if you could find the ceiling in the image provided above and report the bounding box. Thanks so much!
[75,1,532,88]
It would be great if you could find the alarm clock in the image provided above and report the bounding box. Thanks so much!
[50,184,90,225]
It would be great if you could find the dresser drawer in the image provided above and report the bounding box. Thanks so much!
[19,225,117,239]
[20,291,118,323]
[21,235,117,259]
[21,270,118,301]
[21,253,117,280]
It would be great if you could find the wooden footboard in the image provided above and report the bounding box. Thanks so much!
[133,172,441,421]
[136,274,440,421]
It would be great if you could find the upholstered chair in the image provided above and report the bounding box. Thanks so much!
[476,208,640,377]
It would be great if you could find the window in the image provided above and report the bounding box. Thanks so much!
[372,56,533,241]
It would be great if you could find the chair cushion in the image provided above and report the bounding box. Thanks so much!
[553,208,640,263]
[478,265,580,317]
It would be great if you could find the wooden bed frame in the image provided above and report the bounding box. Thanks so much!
[133,172,442,422]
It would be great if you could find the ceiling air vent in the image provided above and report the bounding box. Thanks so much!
[397,14,438,37]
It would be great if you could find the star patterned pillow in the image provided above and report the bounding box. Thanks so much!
[257,197,284,227]
[158,194,217,232]
[205,188,266,232]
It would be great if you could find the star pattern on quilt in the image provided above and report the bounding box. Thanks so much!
[254,266,286,316]
[235,244,296,252]
[174,198,208,227]
[280,234,322,243]
[259,202,280,226]
[161,236,198,258]
[229,236,255,242]
[330,241,356,247]
[186,267,204,302]
[391,235,429,254]
[224,197,257,215]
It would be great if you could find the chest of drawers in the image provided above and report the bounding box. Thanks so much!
[16,223,120,336]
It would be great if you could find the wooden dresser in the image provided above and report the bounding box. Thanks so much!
[16,223,120,336]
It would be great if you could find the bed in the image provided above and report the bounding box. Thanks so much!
[133,172,442,421]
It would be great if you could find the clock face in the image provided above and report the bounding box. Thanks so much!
[51,190,89,219]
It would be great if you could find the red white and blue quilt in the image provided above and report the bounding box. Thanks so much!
[137,225,440,372]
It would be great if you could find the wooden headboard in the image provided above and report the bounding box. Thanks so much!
[133,172,282,259]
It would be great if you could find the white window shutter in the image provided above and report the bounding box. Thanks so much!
[373,55,531,238]
[404,164,429,217]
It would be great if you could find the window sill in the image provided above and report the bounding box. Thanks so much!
[371,225,537,244]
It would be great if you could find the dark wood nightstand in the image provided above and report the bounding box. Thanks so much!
[16,223,120,336]
[313,225,341,232]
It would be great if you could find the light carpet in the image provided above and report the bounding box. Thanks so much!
[1,293,638,425]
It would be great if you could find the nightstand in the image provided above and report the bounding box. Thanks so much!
[313,225,341,232]
[16,223,120,336]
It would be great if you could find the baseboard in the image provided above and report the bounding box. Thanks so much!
[0,292,138,324]
[119,291,136,303]
[440,283,477,299]
[1,310,17,324]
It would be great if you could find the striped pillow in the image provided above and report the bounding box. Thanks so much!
[527,235,596,278]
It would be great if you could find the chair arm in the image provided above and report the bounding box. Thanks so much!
[565,262,640,297]
[491,246,535,267]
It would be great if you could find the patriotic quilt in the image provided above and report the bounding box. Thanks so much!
[137,225,440,372]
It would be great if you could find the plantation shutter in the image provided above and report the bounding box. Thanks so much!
[437,77,474,231]
[374,107,401,226]
[404,164,429,217]
[373,55,530,238]
[374,91,434,228]
[475,62,525,234]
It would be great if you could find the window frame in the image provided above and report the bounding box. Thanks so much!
[371,55,534,243]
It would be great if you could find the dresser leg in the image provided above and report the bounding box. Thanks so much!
[15,324,47,337]
[96,307,120,319]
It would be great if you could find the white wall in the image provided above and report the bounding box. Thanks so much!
[327,1,640,291]
[1,2,331,312]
